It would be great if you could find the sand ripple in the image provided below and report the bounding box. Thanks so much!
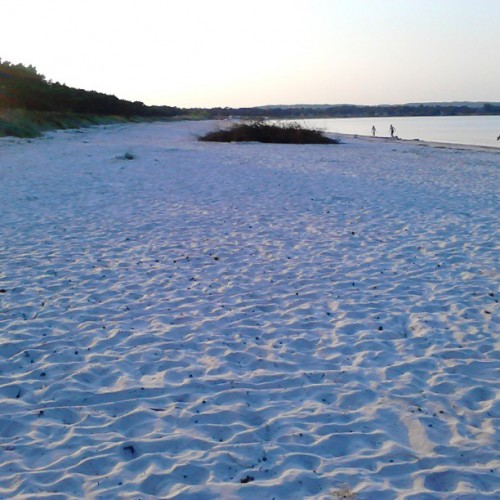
[0,123,498,498]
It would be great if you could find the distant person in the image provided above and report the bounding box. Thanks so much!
[497,133,500,141]
[372,126,376,137]
[390,124,396,138]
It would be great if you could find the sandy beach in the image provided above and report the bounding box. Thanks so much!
[0,121,498,498]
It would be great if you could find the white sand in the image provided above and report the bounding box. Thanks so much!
[0,121,498,498]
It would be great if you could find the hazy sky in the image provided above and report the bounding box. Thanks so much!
[1,0,499,107]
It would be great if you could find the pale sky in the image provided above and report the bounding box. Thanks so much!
[1,0,499,108]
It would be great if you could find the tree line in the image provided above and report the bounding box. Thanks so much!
[0,59,180,117]
[2,58,499,119]
[200,103,500,119]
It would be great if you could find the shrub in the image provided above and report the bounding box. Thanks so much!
[199,121,339,144]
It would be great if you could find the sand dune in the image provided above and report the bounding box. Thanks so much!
[0,122,498,498]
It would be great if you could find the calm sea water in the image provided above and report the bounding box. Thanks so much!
[293,115,500,149]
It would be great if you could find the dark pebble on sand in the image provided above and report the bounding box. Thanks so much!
[123,445,136,455]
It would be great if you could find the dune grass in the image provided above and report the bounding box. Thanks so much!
[0,109,140,138]
[199,121,339,144]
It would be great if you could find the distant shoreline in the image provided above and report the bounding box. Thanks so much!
[333,132,500,153]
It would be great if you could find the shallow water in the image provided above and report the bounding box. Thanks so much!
[292,115,500,148]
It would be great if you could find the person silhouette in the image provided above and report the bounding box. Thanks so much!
[390,124,396,138]
[497,133,500,141]
[372,126,376,137]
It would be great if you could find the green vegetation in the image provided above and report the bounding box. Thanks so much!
[199,121,339,144]
[199,102,500,120]
[0,58,181,137]
[3,57,498,138]
[0,108,138,138]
